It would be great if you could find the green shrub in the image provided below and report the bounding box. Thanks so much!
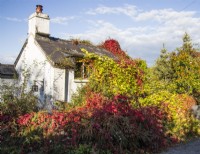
[0,81,39,153]
[0,81,38,116]
[70,85,88,108]
[71,144,92,154]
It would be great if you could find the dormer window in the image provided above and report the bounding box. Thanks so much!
[74,59,90,79]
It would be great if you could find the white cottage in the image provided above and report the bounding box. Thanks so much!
[14,5,114,103]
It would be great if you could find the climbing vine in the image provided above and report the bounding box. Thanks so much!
[81,48,147,105]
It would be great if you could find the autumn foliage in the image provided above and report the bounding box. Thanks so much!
[101,39,127,59]
[1,94,174,153]
[1,34,200,153]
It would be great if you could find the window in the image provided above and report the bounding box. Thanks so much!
[32,84,39,92]
[31,80,44,92]
[74,59,90,79]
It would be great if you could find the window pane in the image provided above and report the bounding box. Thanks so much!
[74,58,90,79]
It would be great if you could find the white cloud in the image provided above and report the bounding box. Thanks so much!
[78,5,200,66]
[135,9,196,22]
[5,17,22,22]
[65,20,120,43]
[86,4,138,17]
[47,5,199,66]
[86,4,197,23]
[51,16,76,25]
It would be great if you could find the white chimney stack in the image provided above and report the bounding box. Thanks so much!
[28,5,50,36]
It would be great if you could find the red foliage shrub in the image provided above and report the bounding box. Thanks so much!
[1,94,175,153]
[101,39,127,59]
[84,94,171,153]
[85,92,107,109]
[17,113,34,125]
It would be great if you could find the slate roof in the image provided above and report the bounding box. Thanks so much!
[34,34,116,68]
[0,64,17,79]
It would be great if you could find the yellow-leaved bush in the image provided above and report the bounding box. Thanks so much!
[81,48,147,105]
[139,90,200,140]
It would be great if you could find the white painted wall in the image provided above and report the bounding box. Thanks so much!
[0,78,16,86]
[73,80,88,92]
[67,69,74,102]
[53,67,66,101]
[67,69,88,102]
[43,60,54,102]
[15,35,50,102]
[15,34,70,103]
[29,12,50,36]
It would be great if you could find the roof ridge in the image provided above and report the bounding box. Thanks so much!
[36,34,96,45]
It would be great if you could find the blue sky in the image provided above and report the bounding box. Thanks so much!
[0,0,200,66]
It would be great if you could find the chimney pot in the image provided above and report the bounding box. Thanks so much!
[36,5,43,13]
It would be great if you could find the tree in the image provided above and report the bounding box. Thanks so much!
[154,44,173,82]
[170,34,200,102]
[151,33,200,102]
[145,45,174,95]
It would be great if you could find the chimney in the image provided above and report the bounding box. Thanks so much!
[28,5,50,36]
[36,5,43,13]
